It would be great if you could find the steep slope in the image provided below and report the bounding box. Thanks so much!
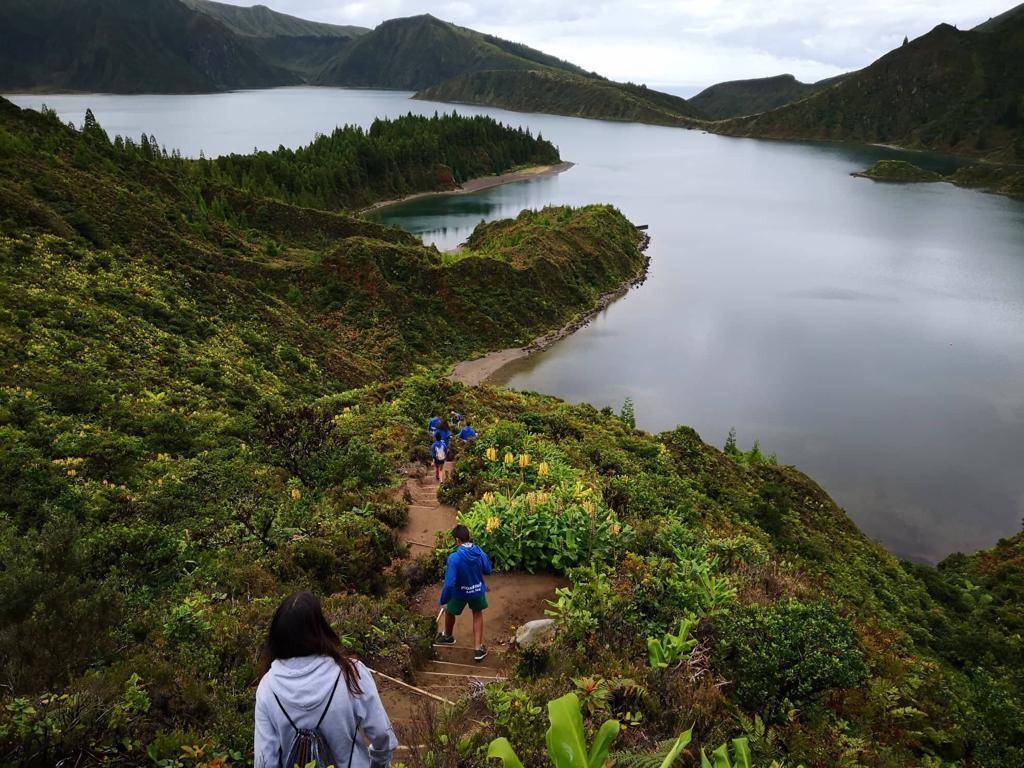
[713,14,1024,161]
[182,0,368,79]
[690,73,845,119]
[416,69,703,126]
[0,0,298,94]
[315,14,592,90]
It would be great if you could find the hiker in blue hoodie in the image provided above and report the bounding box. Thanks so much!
[434,419,452,447]
[457,421,477,443]
[427,415,441,439]
[436,524,492,661]
[431,434,448,482]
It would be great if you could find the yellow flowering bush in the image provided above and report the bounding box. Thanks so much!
[459,482,631,573]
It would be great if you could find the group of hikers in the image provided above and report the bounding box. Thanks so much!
[428,410,477,481]
[253,411,492,767]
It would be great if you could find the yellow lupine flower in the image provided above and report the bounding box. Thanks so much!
[290,488,302,501]
[486,516,501,533]
[66,468,77,477]
[538,461,550,477]
[610,523,622,536]
[582,500,596,517]
[483,491,495,504]
[486,447,498,461]
[504,452,515,466]
[518,453,531,469]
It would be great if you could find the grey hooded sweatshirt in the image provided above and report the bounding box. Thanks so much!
[254,655,398,768]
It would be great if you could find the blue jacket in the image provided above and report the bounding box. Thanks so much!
[439,543,492,605]
[458,426,477,441]
[428,416,441,433]
[434,427,451,445]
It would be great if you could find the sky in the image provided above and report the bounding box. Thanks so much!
[216,0,1014,91]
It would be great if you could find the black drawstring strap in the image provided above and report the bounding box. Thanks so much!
[317,672,342,729]
[272,670,343,733]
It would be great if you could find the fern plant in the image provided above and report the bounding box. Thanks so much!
[611,735,693,768]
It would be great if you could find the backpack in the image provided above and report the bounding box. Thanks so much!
[274,671,355,768]
[433,441,448,461]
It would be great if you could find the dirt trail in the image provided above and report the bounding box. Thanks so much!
[377,463,565,742]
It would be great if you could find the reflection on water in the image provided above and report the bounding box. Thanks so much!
[11,87,1024,563]
[371,180,562,250]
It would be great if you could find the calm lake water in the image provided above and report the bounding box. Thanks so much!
[9,87,1024,563]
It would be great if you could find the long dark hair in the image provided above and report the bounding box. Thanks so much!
[258,591,362,695]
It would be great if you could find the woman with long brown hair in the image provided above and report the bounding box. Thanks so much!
[254,592,397,768]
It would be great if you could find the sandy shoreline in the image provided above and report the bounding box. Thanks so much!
[361,161,575,213]
[450,235,651,386]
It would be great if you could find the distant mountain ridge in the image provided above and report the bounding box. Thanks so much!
[315,14,592,90]
[415,69,702,126]
[709,9,1024,162]
[181,0,368,80]
[0,0,298,93]
[690,73,846,119]
[180,0,367,38]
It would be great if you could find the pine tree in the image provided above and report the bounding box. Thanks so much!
[620,397,636,429]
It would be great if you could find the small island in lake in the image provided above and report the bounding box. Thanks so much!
[852,159,944,183]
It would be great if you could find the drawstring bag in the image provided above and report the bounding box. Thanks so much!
[274,671,358,768]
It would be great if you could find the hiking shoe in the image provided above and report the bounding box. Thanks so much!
[474,646,487,662]
[434,633,456,646]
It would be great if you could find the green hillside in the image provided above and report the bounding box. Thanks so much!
[690,73,845,119]
[315,14,592,90]
[416,68,703,126]
[0,0,298,94]
[181,0,367,38]
[2,97,1024,768]
[712,12,1024,162]
[181,0,368,79]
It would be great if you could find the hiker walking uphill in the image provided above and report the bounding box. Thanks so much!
[436,524,492,662]
[254,592,397,768]
[430,433,448,482]
[457,420,477,443]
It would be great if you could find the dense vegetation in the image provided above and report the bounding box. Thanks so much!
[712,11,1024,163]
[430,395,1024,767]
[415,70,703,126]
[0,0,298,93]
[173,112,560,211]
[689,74,845,120]
[0,98,647,765]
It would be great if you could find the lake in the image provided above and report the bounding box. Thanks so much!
[9,87,1024,563]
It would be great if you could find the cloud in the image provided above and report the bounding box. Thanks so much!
[211,0,1013,87]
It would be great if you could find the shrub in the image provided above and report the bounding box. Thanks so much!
[461,484,629,573]
[713,601,869,721]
